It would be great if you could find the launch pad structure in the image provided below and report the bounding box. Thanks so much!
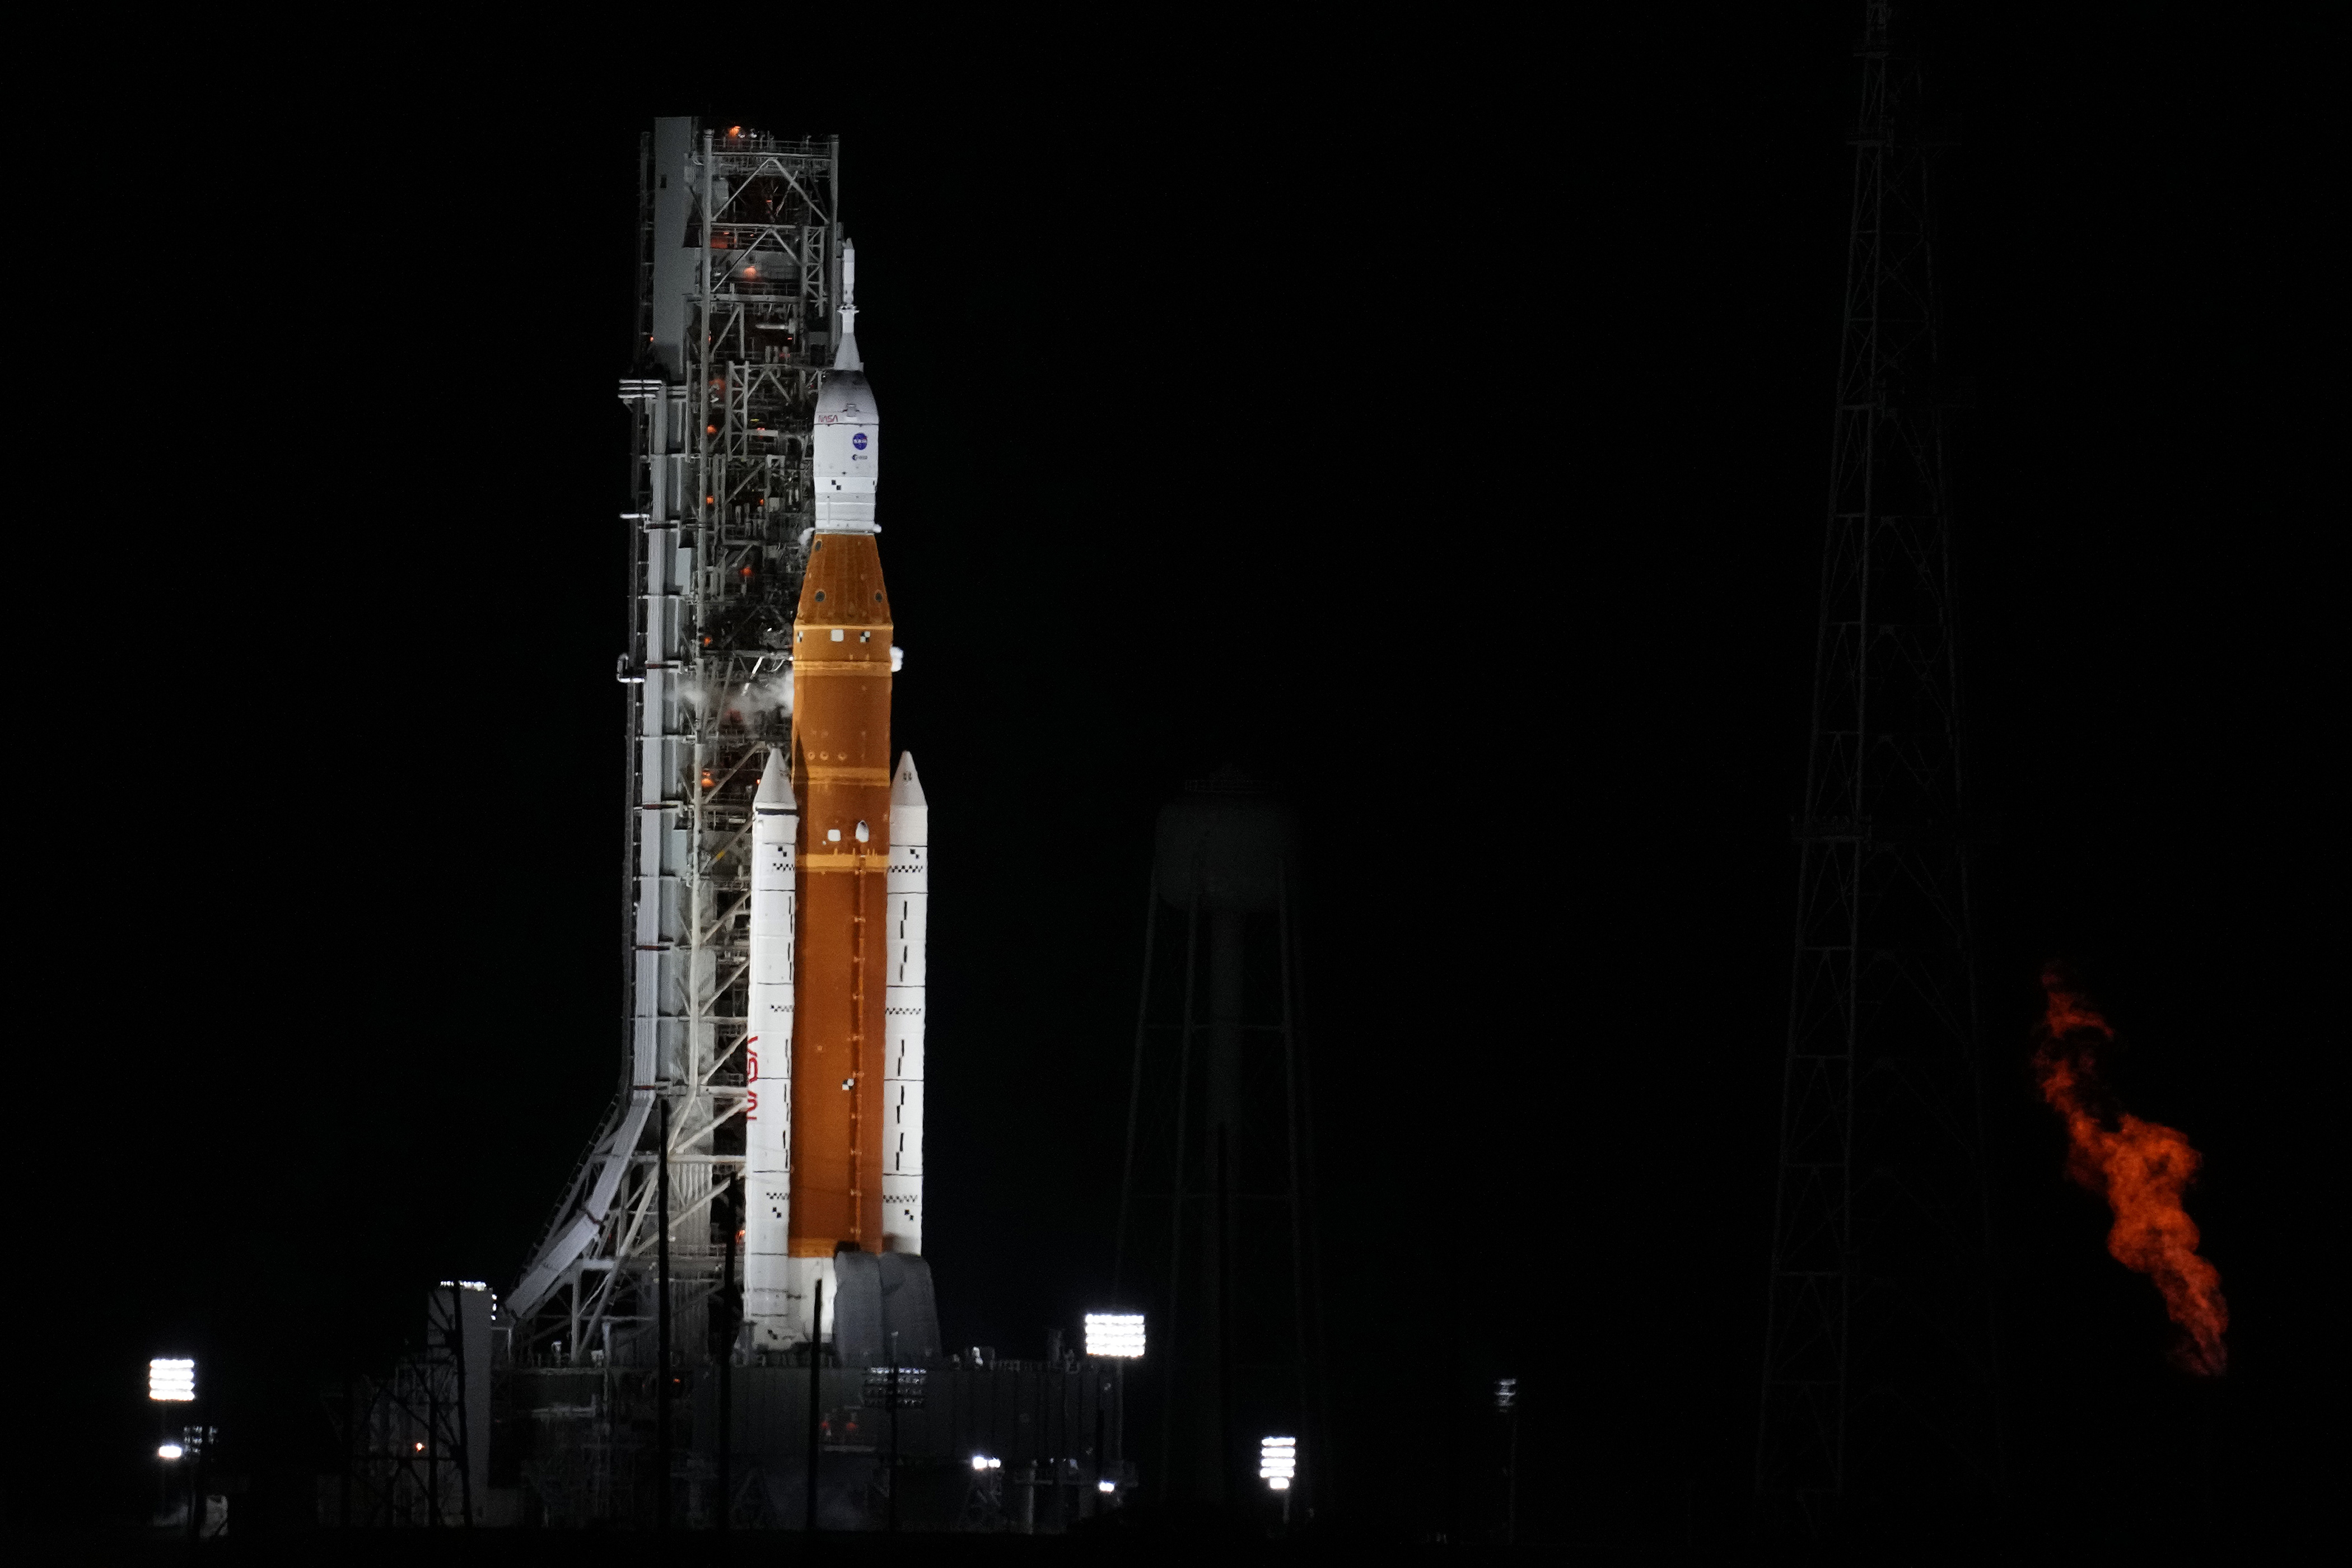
[508,121,844,1367]
[321,119,1128,1533]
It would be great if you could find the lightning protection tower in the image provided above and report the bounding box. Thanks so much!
[507,120,842,1373]
[1754,2,2003,1537]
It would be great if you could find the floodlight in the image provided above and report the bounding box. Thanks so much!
[1259,1435,1298,1490]
[972,1454,1002,1472]
[148,1359,195,1402]
[1098,1478,1117,1494]
[1083,1312,1146,1358]
[1495,1376,1519,1412]
[158,1443,185,1461]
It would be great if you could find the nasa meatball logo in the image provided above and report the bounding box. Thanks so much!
[852,432,869,451]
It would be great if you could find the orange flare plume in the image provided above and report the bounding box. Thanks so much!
[2033,968,2228,1375]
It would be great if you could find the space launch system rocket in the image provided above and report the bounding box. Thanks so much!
[743,245,928,1351]
[501,132,953,1384]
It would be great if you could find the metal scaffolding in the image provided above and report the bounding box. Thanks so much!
[508,123,841,1373]
[329,1285,495,1527]
[1755,2,2004,1536]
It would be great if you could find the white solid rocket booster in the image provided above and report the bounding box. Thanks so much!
[883,752,928,1254]
[744,747,797,1348]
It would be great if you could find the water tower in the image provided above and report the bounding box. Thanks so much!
[1113,769,1323,1516]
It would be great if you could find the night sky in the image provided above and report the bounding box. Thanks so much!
[29,8,2330,1550]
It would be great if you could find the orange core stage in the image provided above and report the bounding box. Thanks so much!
[788,531,894,1256]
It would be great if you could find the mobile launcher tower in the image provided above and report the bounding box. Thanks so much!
[415,120,1131,1532]
[508,119,924,1377]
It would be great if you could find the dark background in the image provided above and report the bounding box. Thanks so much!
[20,6,2331,1551]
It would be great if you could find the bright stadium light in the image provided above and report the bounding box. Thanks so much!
[1259,1435,1298,1490]
[1084,1313,1145,1358]
[148,1359,195,1402]
[157,1443,185,1461]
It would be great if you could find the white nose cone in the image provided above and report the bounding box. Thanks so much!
[890,752,928,847]
[754,745,798,813]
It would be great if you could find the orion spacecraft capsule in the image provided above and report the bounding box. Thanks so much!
[741,241,928,1351]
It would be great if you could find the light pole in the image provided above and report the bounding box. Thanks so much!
[149,1359,195,1526]
[804,1277,824,1534]
[1082,1313,1144,1510]
[1496,1376,1519,1546]
[655,1095,671,1534]
[156,1439,183,1515]
[718,1174,739,1533]
[1259,1435,1298,1527]
[864,1337,926,1533]
[888,1330,900,1533]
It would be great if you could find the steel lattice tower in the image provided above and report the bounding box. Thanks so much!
[506,123,844,1365]
[1755,3,2002,1532]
